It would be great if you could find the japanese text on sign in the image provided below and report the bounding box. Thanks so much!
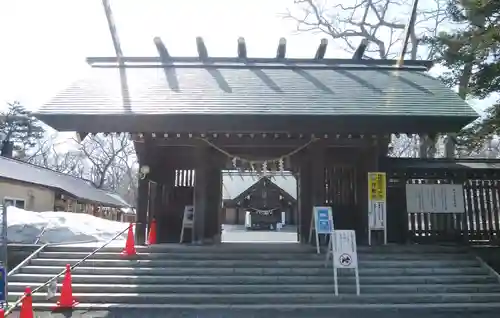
[368,172,386,201]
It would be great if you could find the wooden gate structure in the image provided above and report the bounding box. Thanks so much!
[33,38,479,245]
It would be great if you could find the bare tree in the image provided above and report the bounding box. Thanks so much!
[285,0,448,157]
[22,134,85,175]
[285,0,448,59]
[72,133,136,191]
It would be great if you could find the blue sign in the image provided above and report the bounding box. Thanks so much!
[314,206,333,234]
[0,265,5,303]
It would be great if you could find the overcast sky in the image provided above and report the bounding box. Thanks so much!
[0,0,495,116]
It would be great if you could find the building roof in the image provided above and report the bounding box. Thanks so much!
[222,172,297,200]
[34,57,478,134]
[383,158,500,170]
[0,156,128,208]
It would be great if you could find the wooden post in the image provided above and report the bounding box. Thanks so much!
[204,149,223,243]
[311,143,326,245]
[193,145,208,244]
[136,176,149,245]
[298,153,312,244]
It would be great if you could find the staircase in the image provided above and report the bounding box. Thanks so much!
[7,243,500,315]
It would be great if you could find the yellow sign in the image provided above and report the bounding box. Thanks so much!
[368,172,386,201]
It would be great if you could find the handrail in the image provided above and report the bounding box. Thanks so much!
[7,239,100,277]
[5,225,130,316]
[7,244,49,277]
[33,225,48,244]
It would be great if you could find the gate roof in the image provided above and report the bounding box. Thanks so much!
[34,39,478,135]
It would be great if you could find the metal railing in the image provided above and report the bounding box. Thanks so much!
[5,225,130,316]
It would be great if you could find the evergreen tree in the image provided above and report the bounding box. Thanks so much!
[0,101,45,157]
[424,0,500,153]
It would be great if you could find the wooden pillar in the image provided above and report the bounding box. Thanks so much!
[298,153,312,244]
[136,176,149,245]
[311,143,326,206]
[147,181,156,225]
[310,143,326,245]
[204,148,223,243]
[158,168,175,243]
[356,146,379,245]
[153,183,163,223]
[193,144,208,244]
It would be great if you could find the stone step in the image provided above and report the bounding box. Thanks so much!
[8,282,500,294]
[19,265,490,276]
[9,273,497,285]
[7,292,500,304]
[28,258,481,269]
[44,244,468,254]
[9,302,500,314]
[37,251,474,261]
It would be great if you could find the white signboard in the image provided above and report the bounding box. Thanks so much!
[179,205,194,243]
[406,184,465,213]
[325,230,360,296]
[332,230,358,269]
[368,201,386,230]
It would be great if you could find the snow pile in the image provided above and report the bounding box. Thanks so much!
[6,207,129,244]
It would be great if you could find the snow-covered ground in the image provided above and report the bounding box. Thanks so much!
[6,207,128,244]
[5,207,298,245]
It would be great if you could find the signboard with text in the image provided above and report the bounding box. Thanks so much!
[367,172,387,245]
[309,206,334,254]
[406,184,465,213]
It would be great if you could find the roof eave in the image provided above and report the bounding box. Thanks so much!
[34,113,480,135]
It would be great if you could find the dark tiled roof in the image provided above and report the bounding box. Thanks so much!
[0,156,128,207]
[36,61,477,119]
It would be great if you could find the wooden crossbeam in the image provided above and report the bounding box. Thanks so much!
[315,39,328,59]
[153,37,171,59]
[352,39,368,60]
[196,37,209,60]
[276,38,287,59]
[237,37,247,58]
[87,56,434,69]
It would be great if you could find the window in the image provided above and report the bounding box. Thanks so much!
[4,198,25,209]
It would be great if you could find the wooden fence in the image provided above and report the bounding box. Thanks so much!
[384,159,500,245]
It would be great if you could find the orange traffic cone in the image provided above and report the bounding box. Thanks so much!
[19,287,33,318]
[148,219,157,245]
[121,223,137,256]
[54,264,78,309]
